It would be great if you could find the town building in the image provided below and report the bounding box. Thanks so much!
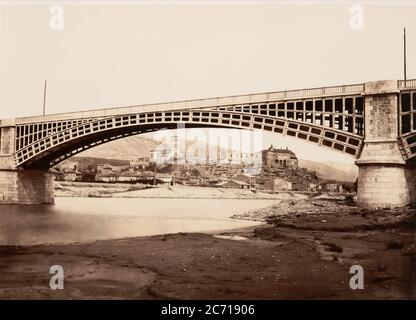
[264,177,292,191]
[232,174,257,189]
[57,161,78,173]
[97,164,129,175]
[95,174,117,183]
[323,182,343,193]
[215,179,250,189]
[261,145,298,172]
[63,172,83,182]
[129,157,150,170]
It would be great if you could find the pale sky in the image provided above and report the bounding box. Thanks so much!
[1,1,415,163]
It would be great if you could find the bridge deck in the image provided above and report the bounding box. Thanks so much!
[0,80,413,126]
[11,82,367,125]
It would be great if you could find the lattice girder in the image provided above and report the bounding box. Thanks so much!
[15,100,363,167]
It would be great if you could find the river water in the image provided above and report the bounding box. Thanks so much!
[0,197,277,245]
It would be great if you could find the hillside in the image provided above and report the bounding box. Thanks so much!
[298,159,358,182]
[70,157,130,170]
[76,135,158,160]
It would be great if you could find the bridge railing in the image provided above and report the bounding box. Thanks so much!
[15,82,366,124]
[158,83,366,111]
[201,83,365,105]
[398,79,416,89]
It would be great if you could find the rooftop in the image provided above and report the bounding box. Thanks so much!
[263,145,297,156]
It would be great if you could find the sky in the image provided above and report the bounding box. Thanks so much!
[0,1,415,163]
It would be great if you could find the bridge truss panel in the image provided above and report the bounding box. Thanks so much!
[398,89,416,160]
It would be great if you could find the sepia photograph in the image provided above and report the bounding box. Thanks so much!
[0,0,415,307]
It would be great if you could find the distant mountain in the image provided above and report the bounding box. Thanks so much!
[76,135,158,160]
[76,135,247,163]
[298,159,358,182]
[70,157,129,170]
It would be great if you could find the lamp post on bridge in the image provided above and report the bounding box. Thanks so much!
[404,27,407,83]
[42,80,47,116]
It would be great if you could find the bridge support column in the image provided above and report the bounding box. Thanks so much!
[0,168,55,205]
[355,80,416,209]
[356,163,416,209]
[0,119,54,205]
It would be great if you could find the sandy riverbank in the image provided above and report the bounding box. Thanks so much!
[55,181,145,198]
[0,196,414,299]
[55,182,312,200]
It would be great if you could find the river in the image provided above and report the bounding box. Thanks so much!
[0,197,277,245]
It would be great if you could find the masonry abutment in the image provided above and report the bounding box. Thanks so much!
[0,120,54,204]
[355,80,416,209]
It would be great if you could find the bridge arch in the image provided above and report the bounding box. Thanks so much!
[15,108,364,169]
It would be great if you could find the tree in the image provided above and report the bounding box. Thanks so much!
[191,168,201,177]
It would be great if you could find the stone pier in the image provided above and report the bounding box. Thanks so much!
[355,80,416,209]
[0,119,54,205]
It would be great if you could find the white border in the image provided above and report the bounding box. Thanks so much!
[0,0,416,7]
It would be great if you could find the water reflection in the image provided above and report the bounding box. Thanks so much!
[0,197,275,245]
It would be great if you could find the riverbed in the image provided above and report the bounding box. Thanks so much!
[0,196,414,299]
[0,197,277,245]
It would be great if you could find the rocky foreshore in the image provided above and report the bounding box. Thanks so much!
[232,194,356,221]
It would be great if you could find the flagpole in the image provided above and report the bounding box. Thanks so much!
[404,27,407,83]
[42,80,47,116]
